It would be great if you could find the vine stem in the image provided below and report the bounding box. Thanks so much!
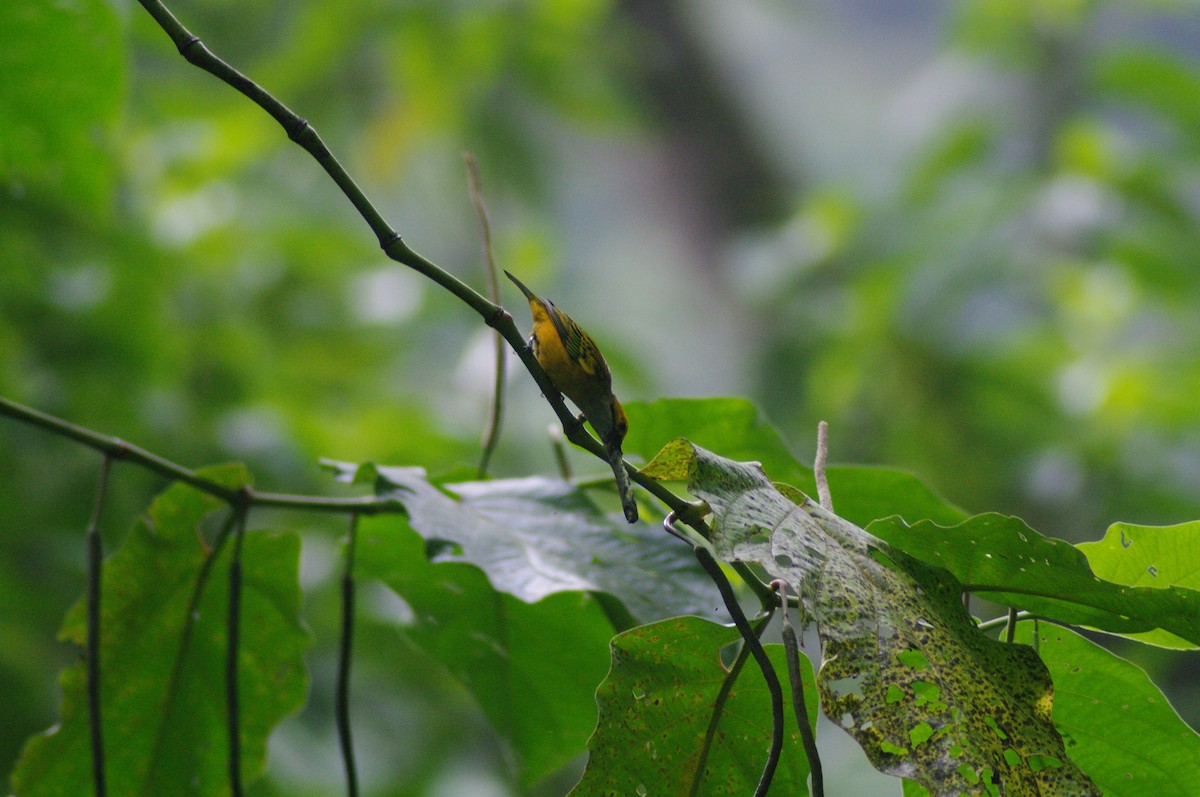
[464,152,507,480]
[336,514,360,797]
[0,396,392,514]
[226,499,250,797]
[693,546,783,797]
[689,614,772,797]
[86,454,114,797]
[772,580,824,797]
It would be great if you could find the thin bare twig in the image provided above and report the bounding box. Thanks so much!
[86,454,114,797]
[336,514,360,797]
[548,423,573,480]
[661,514,783,794]
[226,498,250,797]
[690,614,772,797]
[694,546,783,797]
[771,580,824,797]
[465,152,507,479]
[0,396,398,514]
[814,420,832,512]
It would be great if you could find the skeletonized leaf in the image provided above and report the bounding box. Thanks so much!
[658,440,1098,797]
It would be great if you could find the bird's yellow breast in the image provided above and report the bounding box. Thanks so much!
[529,303,597,407]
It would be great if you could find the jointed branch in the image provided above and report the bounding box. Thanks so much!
[0,397,399,515]
[132,0,685,528]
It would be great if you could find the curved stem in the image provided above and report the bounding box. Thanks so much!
[690,613,772,797]
[336,514,360,797]
[1004,607,1019,644]
[226,498,250,797]
[694,546,783,797]
[86,454,114,797]
[465,152,506,480]
[773,581,823,797]
[134,0,716,529]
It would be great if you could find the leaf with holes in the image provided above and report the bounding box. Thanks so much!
[1076,521,1200,649]
[869,515,1200,648]
[649,439,1099,797]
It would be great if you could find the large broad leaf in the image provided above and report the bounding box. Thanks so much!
[1014,622,1200,797]
[355,514,616,787]
[327,461,733,785]
[625,398,966,528]
[648,440,1098,796]
[11,466,311,796]
[869,515,1200,648]
[1076,521,1200,649]
[570,616,817,797]
[327,462,717,624]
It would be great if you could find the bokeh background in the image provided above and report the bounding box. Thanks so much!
[4,0,1199,794]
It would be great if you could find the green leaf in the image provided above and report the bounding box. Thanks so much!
[1076,521,1200,649]
[11,466,311,796]
[823,465,967,529]
[0,0,123,214]
[869,514,1200,648]
[624,398,810,487]
[903,778,932,797]
[1014,621,1200,797]
[570,616,816,797]
[355,514,616,787]
[672,442,1098,796]
[327,462,717,624]
[628,398,965,528]
[1095,49,1200,143]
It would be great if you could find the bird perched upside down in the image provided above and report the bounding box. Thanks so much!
[505,271,637,522]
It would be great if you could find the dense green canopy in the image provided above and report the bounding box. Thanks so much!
[4,1,1200,794]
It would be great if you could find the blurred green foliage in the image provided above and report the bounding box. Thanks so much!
[4,0,1200,793]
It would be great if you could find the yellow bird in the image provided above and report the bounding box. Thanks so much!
[505,271,637,522]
